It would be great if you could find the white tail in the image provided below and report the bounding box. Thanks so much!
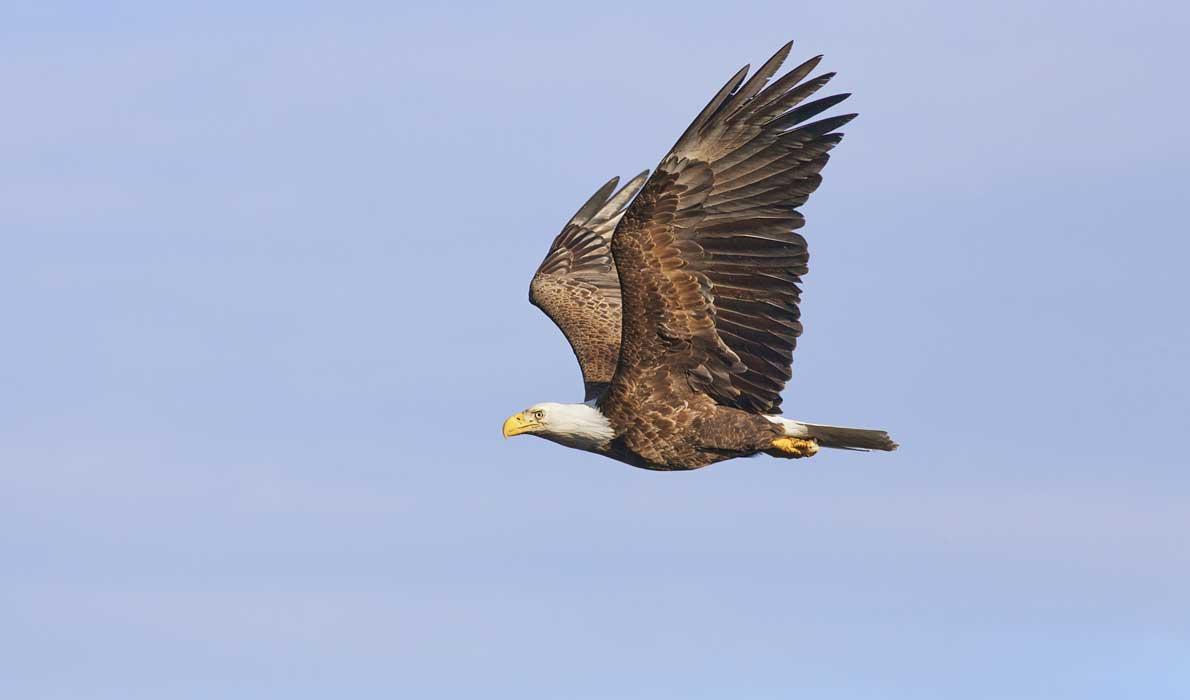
[765,416,898,452]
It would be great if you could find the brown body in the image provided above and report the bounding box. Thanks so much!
[602,394,784,471]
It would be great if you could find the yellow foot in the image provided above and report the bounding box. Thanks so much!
[769,436,819,459]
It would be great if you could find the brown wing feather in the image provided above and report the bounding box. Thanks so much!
[530,172,649,400]
[605,42,855,414]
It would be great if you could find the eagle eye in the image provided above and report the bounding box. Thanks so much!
[533,410,545,420]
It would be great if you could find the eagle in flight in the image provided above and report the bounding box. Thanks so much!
[502,41,897,471]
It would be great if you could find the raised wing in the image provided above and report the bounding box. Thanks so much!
[606,42,855,414]
[530,172,649,401]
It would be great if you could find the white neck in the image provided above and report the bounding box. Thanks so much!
[536,402,615,452]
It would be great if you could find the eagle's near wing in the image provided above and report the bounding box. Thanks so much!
[606,42,855,414]
[530,172,649,401]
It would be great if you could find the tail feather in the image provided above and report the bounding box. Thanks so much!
[765,415,898,452]
[800,423,898,451]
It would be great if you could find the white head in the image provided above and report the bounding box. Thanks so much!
[502,402,615,452]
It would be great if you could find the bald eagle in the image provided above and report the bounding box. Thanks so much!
[503,42,897,471]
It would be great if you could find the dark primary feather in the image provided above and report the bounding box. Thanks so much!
[605,42,856,414]
[529,172,649,400]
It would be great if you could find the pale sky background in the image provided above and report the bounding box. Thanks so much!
[2,1,1188,698]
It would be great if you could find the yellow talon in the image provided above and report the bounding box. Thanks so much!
[770,436,819,458]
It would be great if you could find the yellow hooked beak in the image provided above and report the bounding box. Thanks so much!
[502,411,541,438]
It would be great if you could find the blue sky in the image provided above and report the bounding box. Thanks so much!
[2,1,1188,698]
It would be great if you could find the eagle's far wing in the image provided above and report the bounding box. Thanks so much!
[530,172,649,401]
[606,42,855,414]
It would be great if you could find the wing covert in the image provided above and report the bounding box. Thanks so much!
[529,172,649,400]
